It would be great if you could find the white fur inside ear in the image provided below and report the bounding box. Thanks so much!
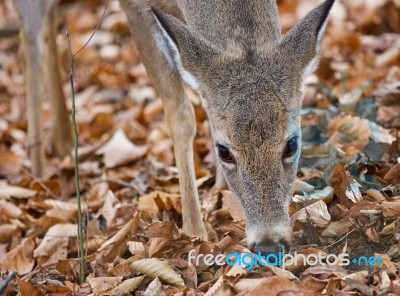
[304,56,319,77]
[303,16,329,78]
[154,20,200,90]
[178,67,200,90]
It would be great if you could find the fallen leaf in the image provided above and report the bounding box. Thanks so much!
[34,224,77,263]
[0,200,22,219]
[291,200,331,227]
[1,237,35,275]
[0,224,20,243]
[221,190,245,222]
[0,181,37,200]
[381,200,400,218]
[146,220,181,239]
[127,241,146,256]
[294,179,315,194]
[18,280,43,296]
[327,114,370,151]
[321,220,353,237]
[384,164,400,185]
[87,276,123,296]
[294,186,334,202]
[97,214,139,262]
[0,151,22,175]
[130,258,184,287]
[96,129,147,168]
[247,276,301,296]
[204,276,235,296]
[144,277,166,296]
[104,276,145,295]
[367,120,396,144]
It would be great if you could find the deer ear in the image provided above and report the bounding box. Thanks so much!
[280,0,334,77]
[152,7,218,90]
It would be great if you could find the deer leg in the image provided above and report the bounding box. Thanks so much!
[19,22,45,177]
[163,88,207,238]
[119,0,207,238]
[45,3,73,157]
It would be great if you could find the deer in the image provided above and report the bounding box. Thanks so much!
[13,0,73,177]
[124,0,335,256]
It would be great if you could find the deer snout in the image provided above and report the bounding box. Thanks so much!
[246,222,292,258]
[251,239,290,257]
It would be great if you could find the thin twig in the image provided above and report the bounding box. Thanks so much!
[93,178,142,193]
[326,229,356,249]
[73,0,109,57]
[66,27,86,285]
[21,167,57,199]
[65,1,109,284]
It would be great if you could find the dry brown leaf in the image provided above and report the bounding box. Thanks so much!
[226,265,247,278]
[366,189,386,203]
[247,276,301,296]
[146,220,181,239]
[380,220,398,234]
[0,151,22,175]
[345,176,363,203]
[366,119,396,144]
[97,213,139,262]
[144,277,166,296]
[384,164,400,185]
[0,200,22,219]
[221,190,245,222]
[366,227,380,243]
[0,224,20,243]
[1,237,35,275]
[303,264,348,278]
[341,270,368,281]
[373,254,396,272]
[96,129,148,168]
[327,114,370,151]
[87,276,123,296]
[233,279,265,295]
[98,190,117,227]
[381,200,400,218]
[204,276,235,296]
[291,200,331,227]
[265,265,298,280]
[0,181,37,200]
[87,180,109,210]
[293,186,334,202]
[332,165,357,208]
[44,199,80,222]
[127,241,146,256]
[18,279,43,296]
[130,258,184,287]
[34,224,77,261]
[321,220,353,237]
[293,179,315,194]
[104,276,145,295]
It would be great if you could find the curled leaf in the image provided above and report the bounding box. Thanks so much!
[130,258,184,287]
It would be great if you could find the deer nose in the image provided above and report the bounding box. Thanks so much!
[251,239,290,257]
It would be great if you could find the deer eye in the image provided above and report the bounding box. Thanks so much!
[283,136,299,159]
[217,144,235,163]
